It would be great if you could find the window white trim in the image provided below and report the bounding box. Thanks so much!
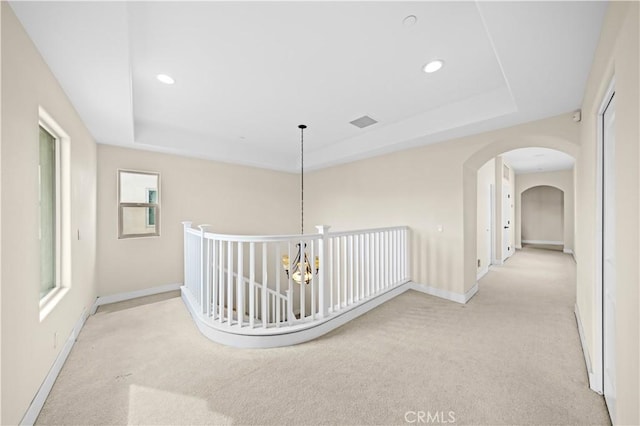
[117,169,161,239]
[38,107,71,321]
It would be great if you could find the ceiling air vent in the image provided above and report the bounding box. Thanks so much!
[349,115,378,129]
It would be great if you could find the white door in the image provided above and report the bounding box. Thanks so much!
[502,186,512,261]
[603,93,616,423]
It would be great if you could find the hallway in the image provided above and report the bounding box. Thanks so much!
[36,248,609,425]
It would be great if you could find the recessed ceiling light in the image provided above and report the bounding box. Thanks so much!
[423,60,444,74]
[403,15,417,27]
[156,74,175,85]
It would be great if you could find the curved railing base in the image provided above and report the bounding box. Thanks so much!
[182,280,411,348]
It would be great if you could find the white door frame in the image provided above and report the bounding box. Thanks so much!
[594,77,616,399]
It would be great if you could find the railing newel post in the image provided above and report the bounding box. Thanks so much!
[316,225,331,318]
[198,224,211,315]
[182,221,192,292]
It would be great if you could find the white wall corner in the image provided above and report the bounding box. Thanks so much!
[464,283,479,303]
[476,266,489,281]
[410,282,477,304]
[20,308,90,426]
[93,283,182,310]
[574,303,600,394]
[563,248,576,263]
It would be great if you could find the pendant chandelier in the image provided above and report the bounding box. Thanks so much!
[281,124,318,285]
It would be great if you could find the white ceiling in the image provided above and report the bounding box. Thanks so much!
[10,1,606,172]
[502,147,575,174]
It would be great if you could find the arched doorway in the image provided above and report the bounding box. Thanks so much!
[462,135,579,294]
[520,185,565,250]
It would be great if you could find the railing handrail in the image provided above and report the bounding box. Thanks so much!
[196,229,322,243]
[185,225,409,242]
[328,226,409,238]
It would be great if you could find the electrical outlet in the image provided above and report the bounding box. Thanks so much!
[477,259,481,267]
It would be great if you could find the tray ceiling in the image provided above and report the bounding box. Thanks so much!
[10,1,606,171]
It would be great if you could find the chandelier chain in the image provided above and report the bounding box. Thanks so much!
[300,125,304,236]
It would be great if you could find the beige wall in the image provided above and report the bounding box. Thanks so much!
[0,3,3,421]
[306,113,579,297]
[520,186,563,243]
[1,4,98,425]
[515,170,574,251]
[575,2,639,424]
[476,158,495,276]
[97,145,299,296]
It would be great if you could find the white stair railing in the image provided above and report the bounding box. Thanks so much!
[182,222,410,331]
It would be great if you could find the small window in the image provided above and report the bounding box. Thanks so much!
[118,170,160,238]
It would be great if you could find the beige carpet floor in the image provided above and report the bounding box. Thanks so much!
[36,248,609,425]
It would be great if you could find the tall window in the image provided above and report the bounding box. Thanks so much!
[38,108,71,320]
[39,126,59,299]
[118,170,160,238]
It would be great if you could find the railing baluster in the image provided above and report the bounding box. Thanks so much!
[383,231,388,289]
[249,242,255,328]
[262,242,268,328]
[219,241,225,323]
[206,239,212,317]
[337,237,342,309]
[211,239,218,319]
[287,242,293,321]
[227,241,233,325]
[275,243,281,326]
[342,236,347,307]
[373,232,381,294]
[329,237,334,313]
[355,234,361,302]
[198,227,206,314]
[237,242,244,327]
[349,235,356,305]
[310,239,316,319]
[392,230,396,284]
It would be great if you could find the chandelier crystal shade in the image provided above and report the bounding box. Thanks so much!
[281,124,318,285]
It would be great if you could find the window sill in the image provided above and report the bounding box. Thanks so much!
[40,287,70,322]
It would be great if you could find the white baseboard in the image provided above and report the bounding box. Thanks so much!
[574,303,598,393]
[562,248,577,260]
[464,283,479,303]
[91,283,182,314]
[20,308,89,426]
[476,266,489,281]
[522,239,563,245]
[410,282,478,304]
